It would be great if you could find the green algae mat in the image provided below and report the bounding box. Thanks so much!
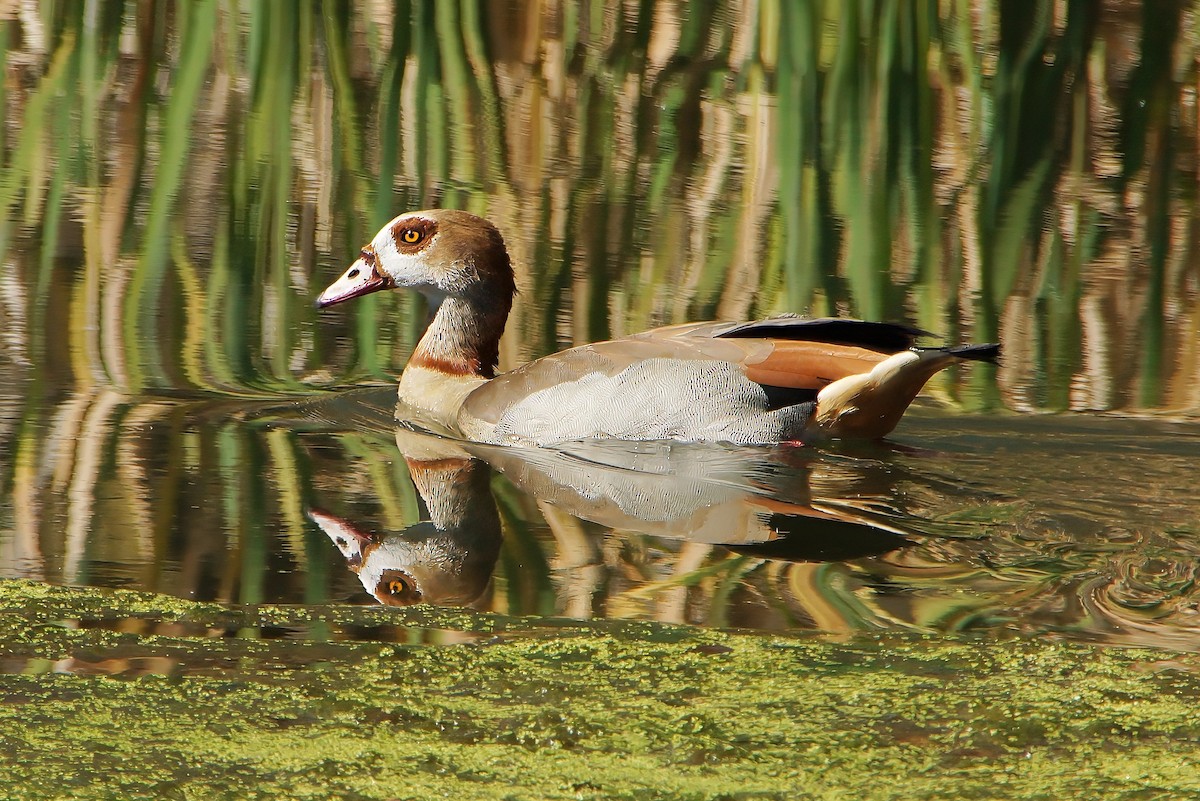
[2,580,1199,800]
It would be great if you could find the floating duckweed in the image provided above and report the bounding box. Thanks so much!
[2,580,1200,799]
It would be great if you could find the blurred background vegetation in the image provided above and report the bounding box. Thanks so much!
[1,1,1198,637]
[1,0,1196,408]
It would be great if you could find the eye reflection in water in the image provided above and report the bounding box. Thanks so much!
[310,422,918,609]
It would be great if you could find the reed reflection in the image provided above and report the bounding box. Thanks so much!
[3,3,1197,415]
[4,385,1200,648]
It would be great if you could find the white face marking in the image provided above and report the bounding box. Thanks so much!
[371,214,443,291]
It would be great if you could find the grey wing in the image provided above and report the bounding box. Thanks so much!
[458,340,804,446]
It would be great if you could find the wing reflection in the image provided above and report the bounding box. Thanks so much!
[472,438,914,561]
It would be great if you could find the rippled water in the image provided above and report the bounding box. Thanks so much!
[5,379,1197,651]
[1,3,1198,653]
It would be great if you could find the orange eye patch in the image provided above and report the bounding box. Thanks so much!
[391,217,437,250]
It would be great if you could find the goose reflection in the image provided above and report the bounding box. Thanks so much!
[308,435,502,607]
[476,437,914,562]
[312,418,917,608]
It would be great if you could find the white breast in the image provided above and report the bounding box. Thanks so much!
[398,364,488,428]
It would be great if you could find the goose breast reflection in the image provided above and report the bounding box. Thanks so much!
[316,209,999,447]
[310,428,916,609]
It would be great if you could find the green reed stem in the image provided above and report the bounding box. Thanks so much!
[125,1,216,392]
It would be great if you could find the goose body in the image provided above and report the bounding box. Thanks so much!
[317,209,999,447]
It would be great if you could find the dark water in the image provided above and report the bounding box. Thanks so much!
[1,3,1198,651]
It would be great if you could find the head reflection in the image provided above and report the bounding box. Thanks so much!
[309,444,502,607]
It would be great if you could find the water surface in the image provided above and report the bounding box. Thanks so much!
[5,381,1198,652]
[1,2,1198,652]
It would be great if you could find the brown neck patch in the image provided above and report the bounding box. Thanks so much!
[409,291,512,379]
[409,350,485,377]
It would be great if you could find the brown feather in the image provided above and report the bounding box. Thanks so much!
[409,351,482,377]
[740,341,889,389]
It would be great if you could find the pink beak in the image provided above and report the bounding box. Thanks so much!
[316,259,395,308]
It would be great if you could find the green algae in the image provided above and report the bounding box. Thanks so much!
[2,581,1200,799]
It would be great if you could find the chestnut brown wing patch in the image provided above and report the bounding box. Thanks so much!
[739,341,890,390]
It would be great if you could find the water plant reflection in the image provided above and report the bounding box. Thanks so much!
[2,3,1197,412]
[4,384,1200,648]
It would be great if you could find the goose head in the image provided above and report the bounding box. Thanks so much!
[316,209,515,309]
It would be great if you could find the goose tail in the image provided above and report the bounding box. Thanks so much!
[939,343,1001,364]
[807,342,1000,439]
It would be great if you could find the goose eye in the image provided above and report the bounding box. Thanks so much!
[400,228,422,245]
[377,570,422,606]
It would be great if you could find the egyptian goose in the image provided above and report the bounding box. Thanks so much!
[316,209,999,446]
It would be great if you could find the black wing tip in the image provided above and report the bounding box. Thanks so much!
[716,317,931,352]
